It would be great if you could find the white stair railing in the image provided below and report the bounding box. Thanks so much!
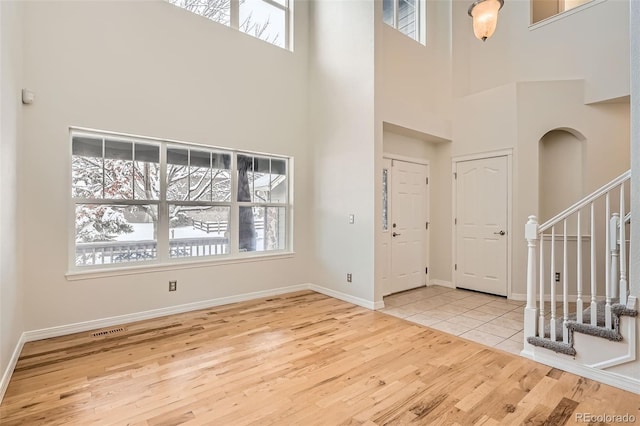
[615,205,631,306]
[525,170,631,345]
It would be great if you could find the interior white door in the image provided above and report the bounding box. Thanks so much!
[390,160,428,294]
[455,156,508,296]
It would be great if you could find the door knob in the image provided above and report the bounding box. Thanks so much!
[494,230,506,236]
[393,232,401,237]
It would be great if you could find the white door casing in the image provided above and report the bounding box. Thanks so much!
[455,155,508,296]
[379,158,393,296]
[390,159,429,294]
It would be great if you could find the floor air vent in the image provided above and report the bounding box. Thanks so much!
[91,327,126,338]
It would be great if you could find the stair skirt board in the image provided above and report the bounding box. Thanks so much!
[528,300,637,355]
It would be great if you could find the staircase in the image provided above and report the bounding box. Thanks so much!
[522,170,639,393]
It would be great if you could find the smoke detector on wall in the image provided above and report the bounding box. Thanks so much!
[21,89,35,105]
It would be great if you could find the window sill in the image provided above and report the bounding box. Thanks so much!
[529,0,605,31]
[65,251,296,281]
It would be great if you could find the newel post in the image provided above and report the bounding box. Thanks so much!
[525,216,538,310]
[523,216,539,349]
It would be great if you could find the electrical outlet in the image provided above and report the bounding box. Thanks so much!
[555,272,560,282]
[169,280,177,291]
[347,273,352,283]
[349,214,355,224]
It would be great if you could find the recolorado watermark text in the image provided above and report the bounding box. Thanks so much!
[575,413,636,423]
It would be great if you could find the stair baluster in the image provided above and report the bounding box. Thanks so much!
[590,201,597,326]
[619,185,628,306]
[539,228,545,337]
[605,193,612,329]
[576,210,583,323]
[524,216,539,345]
[610,213,620,302]
[563,219,569,343]
[550,226,557,342]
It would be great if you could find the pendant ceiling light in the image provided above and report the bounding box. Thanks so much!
[468,0,504,41]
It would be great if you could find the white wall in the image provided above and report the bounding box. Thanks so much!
[309,0,376,304]
[0,0,24,397]
[378,0,452,138]
[450,80,629,297]
[19,0,312,331]
[630,0,640,299]
[383,129,436,159]
[452,83,518,157]
[539,130,584,222]
[452,0,630,103]
[429,142,453,283]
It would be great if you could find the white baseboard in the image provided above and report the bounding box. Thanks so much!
[22,283,381,344]
[430,279,454,289]
[307,284,381,310]
[0,333,26,403]
[521,350,640,395]
[510,293,526,302]
[23,284,310,342]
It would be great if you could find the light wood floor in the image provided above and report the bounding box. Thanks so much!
[1,291,638,425]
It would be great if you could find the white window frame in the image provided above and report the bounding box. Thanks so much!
[168,0,292,51]
[165,145,235,259]
[383,0,426,45]
[235,154,289,253]
[68,127,293,274]
[234,0,291,50]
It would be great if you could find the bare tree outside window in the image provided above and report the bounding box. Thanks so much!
[169,0,231,25]
[167,0,285,48]
[237,155,256,251]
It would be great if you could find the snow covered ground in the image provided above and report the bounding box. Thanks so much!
[113,222,265,248]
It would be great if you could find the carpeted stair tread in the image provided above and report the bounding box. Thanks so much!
[612,304,638,317]
[543,301,636,342]
[565,321,623,341]
[528,300,637,355]
[526,336,576,356]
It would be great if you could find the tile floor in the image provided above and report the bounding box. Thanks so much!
[380,285,525,355]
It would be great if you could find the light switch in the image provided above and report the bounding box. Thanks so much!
[349,214,355,224]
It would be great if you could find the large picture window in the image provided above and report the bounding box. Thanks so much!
[167,0,291,50]
[71,130,291,270]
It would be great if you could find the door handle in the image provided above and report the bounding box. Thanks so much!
[494,230,506,236]
[393,232,401,237]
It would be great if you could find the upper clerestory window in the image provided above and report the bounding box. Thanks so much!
[383,0,426,44]
[168,0,291,50]
[531,0,600,25]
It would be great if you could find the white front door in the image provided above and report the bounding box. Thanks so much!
[390,160,428,294]
[455,156,508,296]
